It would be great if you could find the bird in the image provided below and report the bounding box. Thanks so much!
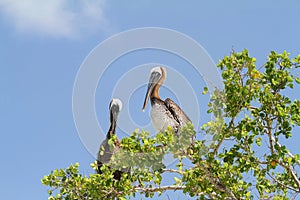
[97,98,123,180]
[142,66,191,135]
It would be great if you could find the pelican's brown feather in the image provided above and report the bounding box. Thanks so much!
[164,98,191,127]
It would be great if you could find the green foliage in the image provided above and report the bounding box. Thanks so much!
[42,50,300,199]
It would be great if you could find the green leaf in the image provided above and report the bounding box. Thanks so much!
[255,137,262,146]
[174,177,182,185]
[202,86,208,95]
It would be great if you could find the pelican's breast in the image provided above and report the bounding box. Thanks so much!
[150,100,179,133]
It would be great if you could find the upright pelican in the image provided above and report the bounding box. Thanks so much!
[97,98,123,180]
[142,66,191,134]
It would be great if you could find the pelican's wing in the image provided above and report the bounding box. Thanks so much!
[97,139,113,164]
[96,139,124,180]
[97,137,120,164]
[151,97,180,133]
[165,98,191,127]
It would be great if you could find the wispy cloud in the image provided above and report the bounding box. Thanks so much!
[0,0,108,38]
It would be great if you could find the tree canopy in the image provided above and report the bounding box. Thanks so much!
[42,50,300,199]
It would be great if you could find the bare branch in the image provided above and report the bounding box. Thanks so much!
[266,116,275,155]
[132,185,187,193]
[161,169,183,174]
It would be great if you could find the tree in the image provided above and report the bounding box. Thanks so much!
[42,50,300,199]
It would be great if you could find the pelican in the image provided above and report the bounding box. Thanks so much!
[142,66,191,135]
[97,98,123,180]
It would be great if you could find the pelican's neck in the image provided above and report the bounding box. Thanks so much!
[151,67,166,100]
[107,118,116,139]
[151,83,161,99]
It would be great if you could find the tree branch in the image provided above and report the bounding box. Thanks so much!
[267,172,299,192]
[132,185,187,193]
[270,135,300,166]
[265,116,300,191]
[161,169,183,174]
[274,159,300,192]
[286,165,300,191]
[266,115,275,155]
[214,117,235,154]
[199,163,238,200]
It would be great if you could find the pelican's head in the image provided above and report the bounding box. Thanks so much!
[142,66,166,111]
[109,98,122,126]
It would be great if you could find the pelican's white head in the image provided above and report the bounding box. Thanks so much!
[150,66,162,75]
[110,98,122,111]
[142,66,167,111]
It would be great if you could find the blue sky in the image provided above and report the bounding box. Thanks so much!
[1,1,300,199]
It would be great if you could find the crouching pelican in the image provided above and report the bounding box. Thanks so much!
[142,66,191,135]
[97,98,123,180]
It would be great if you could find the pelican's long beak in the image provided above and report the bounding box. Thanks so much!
[109,104,120,136]
[142,71,161,111]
